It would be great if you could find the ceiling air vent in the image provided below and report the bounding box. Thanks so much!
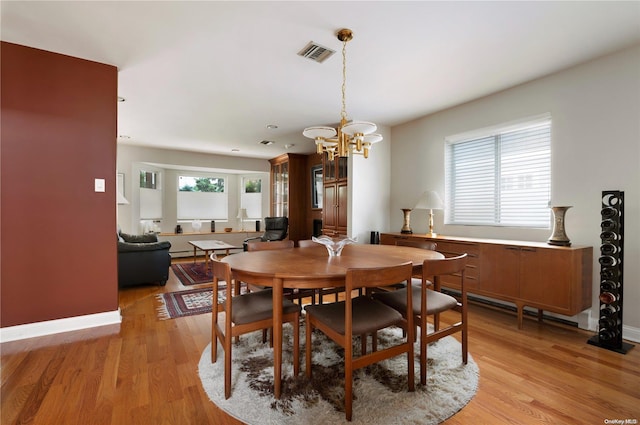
[297,41,335,63]
[261,140,274,146]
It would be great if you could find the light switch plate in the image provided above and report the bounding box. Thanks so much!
[95,178,105,192]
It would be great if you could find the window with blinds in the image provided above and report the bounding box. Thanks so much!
[445,115,551,228]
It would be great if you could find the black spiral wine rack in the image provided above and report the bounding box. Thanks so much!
[588,191,633,354]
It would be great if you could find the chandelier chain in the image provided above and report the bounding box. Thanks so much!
[341,38,347,123]
[302,28,382,160]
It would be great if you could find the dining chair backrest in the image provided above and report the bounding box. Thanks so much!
[395,239,437,251]
[423,253,468,280]
[246,240,294,251]
[345,262,414,293]
[211,258,233,308]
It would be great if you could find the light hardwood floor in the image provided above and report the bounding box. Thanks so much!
[2,257,639,425]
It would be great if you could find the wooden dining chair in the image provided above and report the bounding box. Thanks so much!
[373,254,468,385]
[298,239,342,304]
[304,262,415,421]
[210,258,301,399]
[373,239,438,294]
[394,239,437,286]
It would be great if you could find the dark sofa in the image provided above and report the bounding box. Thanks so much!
[117,232,172,287]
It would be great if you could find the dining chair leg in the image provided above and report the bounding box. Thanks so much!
[407,326,415,392]
[372,330,378,352]
[293,314,300,376]
[305,315,313,379]
[224,335,232,399]
[420,313,428,385]
[462,303,468,364]
[345,339,353,422]
[211,325,218,364]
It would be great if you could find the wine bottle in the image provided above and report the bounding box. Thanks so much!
[601,219,617,232]
[601,207,618,219]
[599,291,619,304]
[600,230,618,242]
[599,255,618,267]
[600,304,621,317]
[599,317,622,329]
[600,268,619,280]
[600,243,620,255]
[600,280,620,292]
[599,327,620,341]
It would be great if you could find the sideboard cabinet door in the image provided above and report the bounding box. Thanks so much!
[479,244,520,299]
[519,247,573,314]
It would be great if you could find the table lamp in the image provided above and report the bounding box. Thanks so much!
[414,191,444,237]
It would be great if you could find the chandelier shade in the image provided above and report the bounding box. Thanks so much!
[302,126,337,140]
[341,121,377,136]
[302,28,382,160]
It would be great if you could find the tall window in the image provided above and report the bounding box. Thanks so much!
[177,175,228,220]
[241,177,262,219]
[445,114,551,228]
[139,170,162,219]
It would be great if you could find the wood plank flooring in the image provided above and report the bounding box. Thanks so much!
[2,257,639,424]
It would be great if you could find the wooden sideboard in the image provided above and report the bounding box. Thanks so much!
[380,233,593,328]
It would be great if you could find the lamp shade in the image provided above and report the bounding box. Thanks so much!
[237,208,248,219]
[414,191,443,210]
[117,192,129,205]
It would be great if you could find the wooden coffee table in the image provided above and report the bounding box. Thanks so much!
[188,240,241,270]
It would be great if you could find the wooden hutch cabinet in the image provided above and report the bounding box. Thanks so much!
[322,154,348,236]
[380,233,592,329]
[269,153,307,243]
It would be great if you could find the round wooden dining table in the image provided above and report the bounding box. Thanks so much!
[222,243,444,398]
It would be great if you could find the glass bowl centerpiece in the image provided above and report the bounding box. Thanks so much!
[312,235,357,257]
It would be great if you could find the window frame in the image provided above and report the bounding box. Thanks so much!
[444,114,552,229]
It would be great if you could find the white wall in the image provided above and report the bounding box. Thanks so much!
[389,45,640,337]
[117,145,270,234]
[350,124,392,243]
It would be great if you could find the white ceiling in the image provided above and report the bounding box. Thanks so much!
[2,1,639,159]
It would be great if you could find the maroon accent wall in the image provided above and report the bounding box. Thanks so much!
[1,42,119,328]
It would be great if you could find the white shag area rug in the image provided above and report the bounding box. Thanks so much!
[198,323,479,425]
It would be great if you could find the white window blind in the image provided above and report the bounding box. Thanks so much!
[139,170,162,220]
[177,175,228,220]
[241,177,263,219]
[177,191,228,220]
[445,115,551,228]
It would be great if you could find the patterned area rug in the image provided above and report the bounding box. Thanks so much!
[156,285,248,319]
[171,262,212,285]
[156,287,216,319]
[198,325,479,424]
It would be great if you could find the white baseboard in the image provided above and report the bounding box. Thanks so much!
[622,325,640,343]
[0,309,122,343]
